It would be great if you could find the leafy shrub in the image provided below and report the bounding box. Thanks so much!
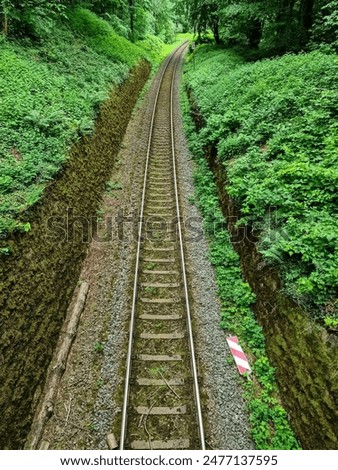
[184,45,338,322]
[181,88,299,450]
[3,0,67,39]
[0,7,186,239]
[310,0,338,52]
[67,7,145,67]
[137,34,167,63]
[0,9,147,238]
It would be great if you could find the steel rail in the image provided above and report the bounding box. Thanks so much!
[170,47,206,450]
[119,42,189,450]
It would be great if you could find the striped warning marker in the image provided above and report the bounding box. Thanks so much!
[226,336,252,376]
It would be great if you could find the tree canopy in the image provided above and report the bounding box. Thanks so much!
[176,0,338,53]
[1,0,337,52]
[1,0,176,42]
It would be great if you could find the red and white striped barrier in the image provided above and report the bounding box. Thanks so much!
[226,336,252,376]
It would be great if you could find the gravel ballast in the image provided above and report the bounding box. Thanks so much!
[31,51,253,450]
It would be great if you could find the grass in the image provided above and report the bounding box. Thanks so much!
[148,366,165,377]
[106,182,123,191]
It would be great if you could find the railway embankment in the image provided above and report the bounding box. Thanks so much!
[183,45,338,450]
[0,61,150,449]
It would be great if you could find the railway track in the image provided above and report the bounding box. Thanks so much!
[119,43,205,451]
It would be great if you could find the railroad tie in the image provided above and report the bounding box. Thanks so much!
[142,270,179,275]
[135,406,187,415]
[140,298,179,304]
[138,354,182,361]
[142,247,176,252]
[147,199,175,204]
[130,439,190,450]
[145,212,175,217]
[140,332,184,339]
[142,258,176,263]
[139,313,182,320]
[141,282,180,288]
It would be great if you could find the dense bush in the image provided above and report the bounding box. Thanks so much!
[310,0,338,53]
[184,45,338,324]
[1,1,178,42]
[138,32,193,63]
[67,7,144,66]
[181,90,299,449]
[0,8,177,239]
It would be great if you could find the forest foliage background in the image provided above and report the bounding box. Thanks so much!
[1,0,337,53]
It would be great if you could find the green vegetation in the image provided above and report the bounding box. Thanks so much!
[0,24,126,236]
[106,182,123,191]
[144,286,158,295]
[0,4,184,239]
[181,89,300,450]
[93,341,105,354]
[176,0,338,54]
[1,1,177,43]
[145,262,157,270]
[67,7,144,66]
[138,32,194,63]
[184,45,338,325]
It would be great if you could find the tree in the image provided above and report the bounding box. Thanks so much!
[188,0,224,44]
[219,1,266,48]
[173,0,191,31]
[1,0,68,36]
[270,0,315,52]
[178,0,338,52]
[301,0,315,32]
[127,0,153,41]
[310,0,338,51]
[2,0,9,35]
[128,0,134,37]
